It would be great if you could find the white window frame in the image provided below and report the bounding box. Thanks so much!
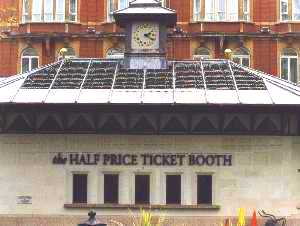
[281,0,289,21]
[22,0,30,23]
[32,0,42,22]
[44,0,54,22]
[69,0,77,22]
[55,0,65,22]
[280,50,298,83]
[193,0,202,21]
[21,56,39,73]
[205,0,238,21]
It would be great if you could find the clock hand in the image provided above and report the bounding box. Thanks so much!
[144,32,155,41]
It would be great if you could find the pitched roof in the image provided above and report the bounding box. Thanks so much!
[0,58,300,105]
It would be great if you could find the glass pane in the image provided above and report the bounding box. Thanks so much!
[56,0,65,21]
[229,0,238,21]
[242,58,250,67]
[23,48,38,56]
[282,48,297,56]
[205,0,214,20]
[23,0,29,14]
[31,58,39,70]
[217,0,226,20]
[70,0,77,13]
[290,58,298,83]
[294,0,300,19]
[233,57,240,64]
[119,0,128,9]
[44,0,53,21]
[281,58,289,80]
[22,58,30,73]
[32,0,42,21]
[194,0,201,20]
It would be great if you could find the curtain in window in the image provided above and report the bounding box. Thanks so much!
[56,0,65,21]
[294,0,300,20]
[22,0,30,22]
[32,0,42,21]
[70,0,77,21]
[194,0,201,21]
[205,0,214,20]
[44,0,53,22]
[229,0,238,21]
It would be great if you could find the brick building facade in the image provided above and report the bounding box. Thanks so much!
[0,0,300,80]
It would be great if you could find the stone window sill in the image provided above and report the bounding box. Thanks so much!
[64,203,220,210]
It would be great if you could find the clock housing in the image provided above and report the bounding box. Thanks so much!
[131,22,160,50]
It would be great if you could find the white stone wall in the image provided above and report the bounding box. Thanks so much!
[0,134,299,218]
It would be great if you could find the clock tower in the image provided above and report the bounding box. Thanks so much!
[113,0,177,69]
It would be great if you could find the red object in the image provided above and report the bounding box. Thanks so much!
[252,210,257,226]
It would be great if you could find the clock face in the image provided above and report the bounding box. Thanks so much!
[132,22,159,50]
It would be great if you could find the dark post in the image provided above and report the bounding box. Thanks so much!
[78,211,107,226]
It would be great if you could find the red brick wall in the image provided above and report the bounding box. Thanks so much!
[79,39,103,58]
[253,0,277,22]
[80,0,105,24]
[253,39,278,75]
[0,40,18,76]
[172,39,190,60]
[169,0,191,22]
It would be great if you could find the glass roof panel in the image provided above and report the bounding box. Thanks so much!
[21,62,61,89]
[114,68,144,89]
[145,68,173,89]
[202,61,235,90]
[82,61,117,89]
[175,62,204,89]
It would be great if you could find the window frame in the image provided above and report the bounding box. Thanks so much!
[22,0,30,23]
[56,0,66,22]
[242,0,250,21]
[293,0,300,20]
[72,173,88,204]
[280,0,289,21]
[232,47,250,67]
[165,174,182,205]
[21,48,39,73]
[69,0,78,22]
[103,173,119,204]
[44,0,54,22]
[195,172,214,205]
[204,0,239,22]
[193,0,202,21]
[280,49,298,83]
[31,0,43,22]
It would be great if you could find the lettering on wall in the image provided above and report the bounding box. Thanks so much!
[52,153,232,166]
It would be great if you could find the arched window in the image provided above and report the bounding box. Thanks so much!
[106,48,124,59]
[193,47,211,60]
[232,47,250,67]
[281,48,298,83]
[21,48,39,73]
[58,47,76,59]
